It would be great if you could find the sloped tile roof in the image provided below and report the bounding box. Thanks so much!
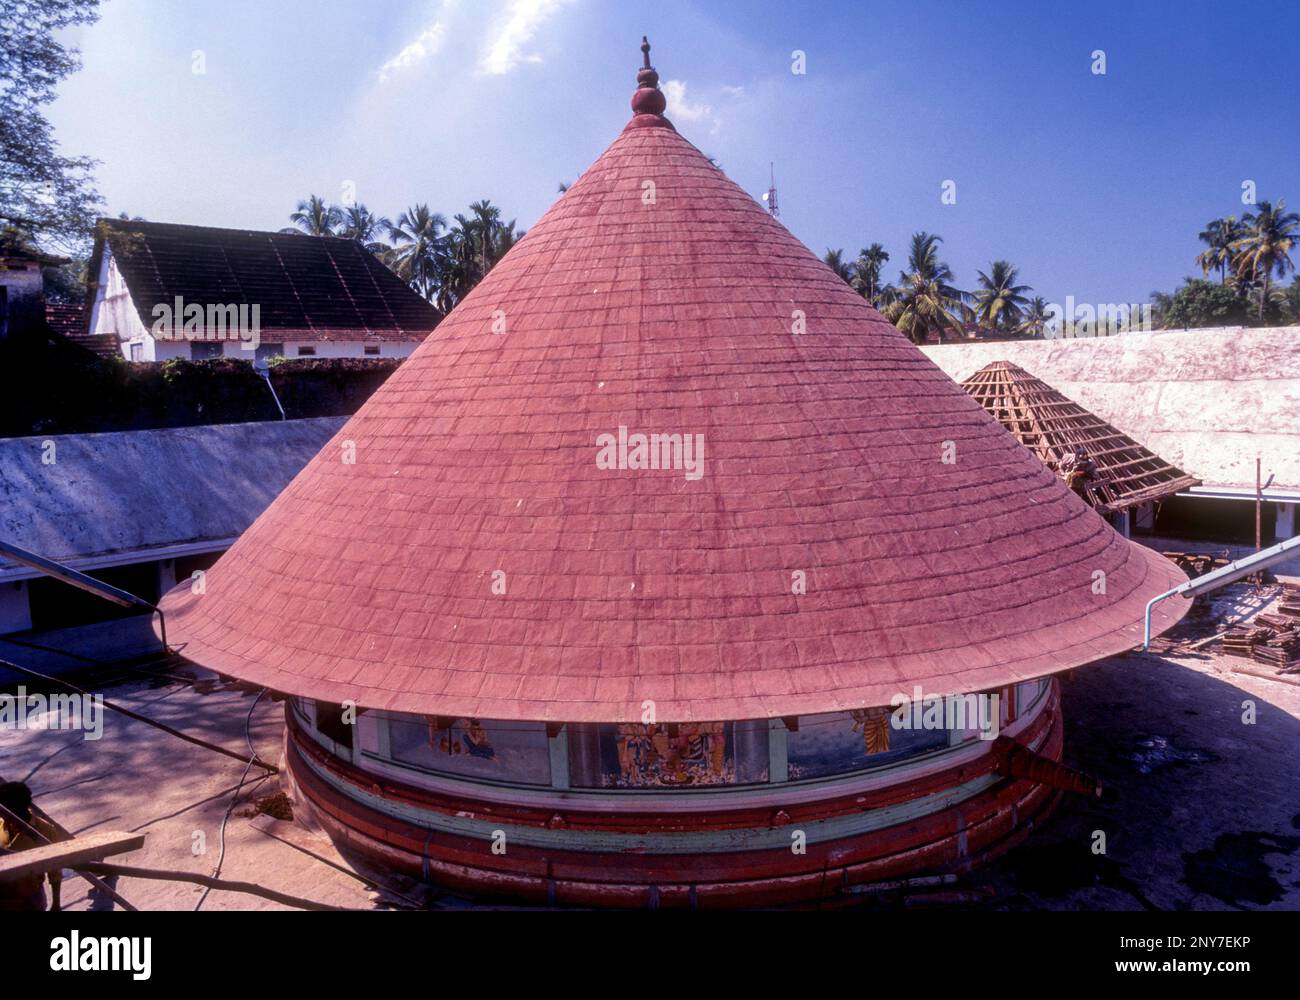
[45,302,118,357]
[44,303,85,338]
[159,70,1187,722]
[92,219,440,342]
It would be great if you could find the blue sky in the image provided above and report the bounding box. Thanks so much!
[50,0,1300,309]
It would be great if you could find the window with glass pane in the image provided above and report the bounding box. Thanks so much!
[568,721,768,788]
[786,709,948,780]
[386,714,552,786]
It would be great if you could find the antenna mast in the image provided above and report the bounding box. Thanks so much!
[764,162,780,218]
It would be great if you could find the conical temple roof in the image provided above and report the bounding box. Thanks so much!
[159,46,1187,722]
[962,361,1201,512]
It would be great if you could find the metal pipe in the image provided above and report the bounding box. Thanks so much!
[253,358,286,420]
[1256,457,1263,585]
[0,539,154,611]
[1142,533,1300,649]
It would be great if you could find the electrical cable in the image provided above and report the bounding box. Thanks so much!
[193,687,265,910]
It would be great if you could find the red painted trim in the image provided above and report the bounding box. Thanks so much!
[284,686,1066,907]
[286,686,1058,835]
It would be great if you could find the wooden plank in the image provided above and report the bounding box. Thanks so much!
[0,831,145,881]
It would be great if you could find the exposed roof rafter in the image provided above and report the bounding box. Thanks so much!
[961,360,1200,513]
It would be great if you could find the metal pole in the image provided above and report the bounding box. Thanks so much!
[0,539,154,611]
[1256,456,1263,587]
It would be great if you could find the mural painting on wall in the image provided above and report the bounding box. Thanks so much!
[426,717,495,760]
[611,722,730,787]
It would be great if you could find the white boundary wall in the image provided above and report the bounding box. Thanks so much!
[921,326,1300,493]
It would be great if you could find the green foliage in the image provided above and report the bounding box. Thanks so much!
[822,248,852,282]
[159,357,187,382]
[1155,197,1298,328]
[850,243,890,303]
[0,0,103,254]
[1286,276,1300,323]
[1161,279,1249,329]
[279,195,341,237]
[282,195,523,313]
[881,232,969,344]
[973,260,1031,332]
[1023,296,1050,337]
[1231,199,1299,321]
[41,256,89,303]
[0,349,402,437]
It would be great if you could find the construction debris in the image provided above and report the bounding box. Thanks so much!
[1220,583,1300,673]
[1161,551,1232,578]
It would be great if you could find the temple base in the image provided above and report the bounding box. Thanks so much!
[281,682,1067,909]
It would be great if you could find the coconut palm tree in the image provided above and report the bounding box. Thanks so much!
[1195,217,1242,284]
[467,199,503,276]
[281,195,342,237]
[822,248,852,283]
[386,205,448,302]
[1022,296,1051,337]
[850,243,890,302]
[973,260,1032,333]
[1232,199,1300,321]
[880,232,967,344]
[339,204,392,254]
[492,218,525,261]
[439,214,488,310]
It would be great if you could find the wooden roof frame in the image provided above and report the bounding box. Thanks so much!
[961,360,1200,513]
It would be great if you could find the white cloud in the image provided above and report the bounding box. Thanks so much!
[478,0,573,76]
[662,79,720,132]
[377,1,458,83]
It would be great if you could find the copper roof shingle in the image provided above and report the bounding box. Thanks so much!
[91,219,441,343]
[158,59,1187,722]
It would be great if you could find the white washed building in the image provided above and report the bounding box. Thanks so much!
[85,219,441,362]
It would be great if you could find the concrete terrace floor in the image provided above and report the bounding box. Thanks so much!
[1,583,1298,911]
[0,671,381,911]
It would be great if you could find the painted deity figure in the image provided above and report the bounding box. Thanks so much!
[425,717,496,760]
[849,706,893,755]
[613,722,728,786]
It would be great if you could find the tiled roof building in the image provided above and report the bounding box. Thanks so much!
[158,42,1188,907]
[86,219,441,361]
[44,302,118,357]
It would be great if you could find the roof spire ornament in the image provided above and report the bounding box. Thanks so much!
[630,35,670,124]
